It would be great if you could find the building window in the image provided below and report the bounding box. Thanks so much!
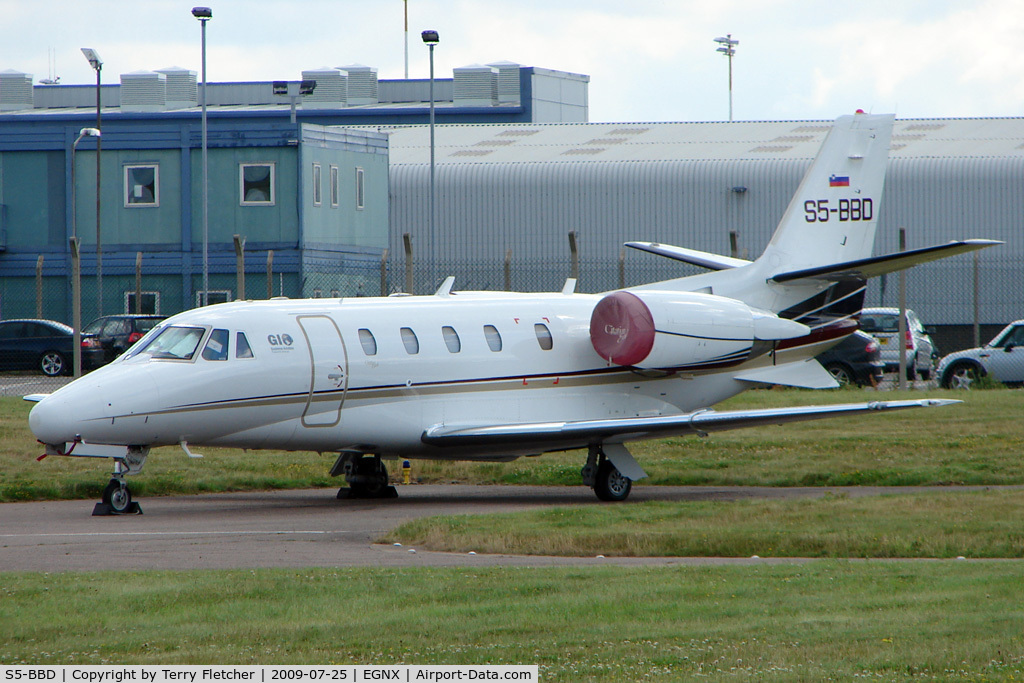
[312,163,322,206]
[358,329,377,356]
[401,327,419,355]
[124,291,160,315]
[240,163,275,205]
[442,326,461,353]
[355,167,365,210]
[124,164,159,207]
[196,290,231,307]
[330,165,340,207]
[534,323,553,350]
[483,325,502,352]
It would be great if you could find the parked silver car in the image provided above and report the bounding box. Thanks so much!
[938,320,1024,389]
[859,307,937,380]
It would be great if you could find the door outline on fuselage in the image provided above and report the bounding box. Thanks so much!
[296,315,348,428]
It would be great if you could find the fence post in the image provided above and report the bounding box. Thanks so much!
[35,255,43,319]
[568,231,579,282]
[379,248,389,296]
[135,252,142,314]
[618,248,626,289]
[70,237,81,378]
[973,251,981,348]
[266,251,274,299]
[403,232,414,294]
[898,228,908,390]
[504,248,512,292]
[233,234,246,301]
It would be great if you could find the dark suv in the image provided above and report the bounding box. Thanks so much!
[82,315,166,364]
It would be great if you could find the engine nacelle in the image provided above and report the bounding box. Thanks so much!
[589,290,809,370]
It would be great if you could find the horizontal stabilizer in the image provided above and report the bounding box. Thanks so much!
[771,239,1002,283]
[422,399,960,448]
[733,359,838,389]
[625,242,751,271]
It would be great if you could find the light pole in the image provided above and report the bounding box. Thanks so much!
[713,34,739,121]
[71,127,101,378]
[421,29,439,291]
[81,48,103,316]
[403,0,409,79]
[193,6,212,306]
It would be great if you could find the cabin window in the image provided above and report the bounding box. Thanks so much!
[124,164,159,207]
[236,332,254,359]
[132,326,205,360]
[483,325,502,352]
[240,163,275,205]
[401,327,419,354]
[359,328,377,356]
[442,326,461,353]
[534,323,553,350]
[202,328,229,361]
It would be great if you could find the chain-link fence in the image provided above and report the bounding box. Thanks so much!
[4,235,1022,394]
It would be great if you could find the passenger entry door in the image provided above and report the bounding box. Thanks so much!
[297,315,348,428]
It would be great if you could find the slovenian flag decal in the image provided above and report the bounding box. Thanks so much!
[829,174,850,187]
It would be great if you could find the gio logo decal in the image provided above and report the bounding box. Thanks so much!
[268,333,294,347]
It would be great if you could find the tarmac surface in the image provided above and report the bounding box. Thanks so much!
[0,483,1013,572]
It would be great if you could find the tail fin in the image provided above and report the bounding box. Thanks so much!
[756,113,894,277]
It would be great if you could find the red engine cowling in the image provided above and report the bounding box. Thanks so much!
[590,290,808,370]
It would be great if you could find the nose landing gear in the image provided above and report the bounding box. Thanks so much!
[92,448,147,515]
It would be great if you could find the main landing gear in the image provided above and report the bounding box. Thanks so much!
[332,453,398,499]
[581,444,646,502]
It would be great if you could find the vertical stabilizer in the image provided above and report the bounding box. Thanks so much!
[757,113,894,276]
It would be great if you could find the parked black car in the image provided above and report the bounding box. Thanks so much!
[815,330,884,387]
[0,319,104,376]
[82,314,167,364]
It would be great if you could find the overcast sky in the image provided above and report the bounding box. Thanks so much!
[4,0,1023,123]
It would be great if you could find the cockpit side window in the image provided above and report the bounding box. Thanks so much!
[202,328,230,361]
[236,332,254,359]
[132,326,205,360]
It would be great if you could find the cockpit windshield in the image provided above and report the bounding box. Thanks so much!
[130,326,206,360]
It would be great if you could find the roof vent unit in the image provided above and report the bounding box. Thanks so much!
[301,68,347,108]
[486,61,521,104]
[0,69,34,111]
[155,66,197,109]
[338,64,378,105]
[120,70,167,112]
[453,64,498,107]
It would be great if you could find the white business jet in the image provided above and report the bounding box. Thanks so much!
[28,113,999,514]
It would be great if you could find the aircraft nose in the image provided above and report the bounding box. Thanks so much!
[28,392,79,446]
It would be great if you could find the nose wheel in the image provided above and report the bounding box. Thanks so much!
[93,477,143,516]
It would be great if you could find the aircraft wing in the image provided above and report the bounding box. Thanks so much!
[625,242,752,270]
[770,239,1002,283]
[422,398,959,448]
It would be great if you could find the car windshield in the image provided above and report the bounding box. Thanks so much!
[860,314,899,333]
[131,326,206,360]
[82,319,104,335]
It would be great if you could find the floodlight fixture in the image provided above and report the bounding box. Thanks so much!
[421,29,439,44]
[299,79,316,95]
[272,81,288,95]
[81,48,102,70]
[713,33,739,121]
[192,6,212,19]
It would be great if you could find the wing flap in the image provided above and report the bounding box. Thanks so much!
[422,399,960,448]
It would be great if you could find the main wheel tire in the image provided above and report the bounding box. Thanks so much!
[102,479,132,513]
[39,351,67,377]
[942,361,982,390]
[594,459,631,502]
[824,362,854,387]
